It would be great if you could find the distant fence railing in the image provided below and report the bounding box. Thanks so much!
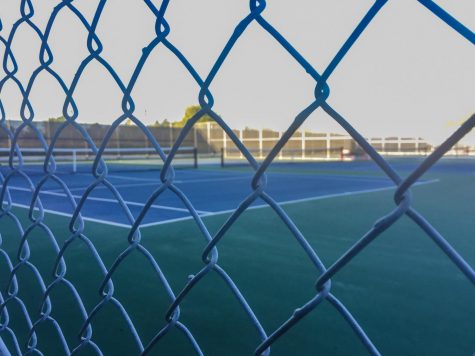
[1,120,211,152]
[0,120,442,159]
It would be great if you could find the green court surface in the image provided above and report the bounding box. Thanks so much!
[0,167,474,355]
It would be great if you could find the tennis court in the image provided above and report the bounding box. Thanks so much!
[1,158,473,355]
[1,157,440,227]
[1,0,473,355]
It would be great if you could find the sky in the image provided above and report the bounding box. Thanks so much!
[0,0,474,145]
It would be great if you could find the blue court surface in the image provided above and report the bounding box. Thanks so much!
[0,158,442,228]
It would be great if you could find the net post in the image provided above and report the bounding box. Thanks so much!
[340,147,344,161]
[193,147,198,169]
[221,147,225,167]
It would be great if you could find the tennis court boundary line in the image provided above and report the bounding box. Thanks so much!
[9,202,132,228]
[140,178,440,228]
[58,176,251,192]
[76,173,158,183]
[5,179,439,229]
[7,202,206,228]
[3,185,210,214]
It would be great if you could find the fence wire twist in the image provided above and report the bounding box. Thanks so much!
[0,0,474,355]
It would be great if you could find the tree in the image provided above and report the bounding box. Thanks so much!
[48,116,66,122]
[172,105,214,127]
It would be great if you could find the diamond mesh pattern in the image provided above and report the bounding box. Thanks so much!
[0,1,474,355]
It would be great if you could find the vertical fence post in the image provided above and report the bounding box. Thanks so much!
[72,149,77,173]
[207,122,211,154]
[259,129,263,159]
[223,127,227,158]
[169,124,173,147]
[117,124,121,150]
[6,120,12,149]
[301,130,305,160]
[46,121,51,146]
[193,147,198,168]
[239,129,243,159]
[326,133,331,160]
[279,131,283,160]
[194,126,198,150]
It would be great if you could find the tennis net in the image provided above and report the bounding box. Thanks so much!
[0,146,198,175]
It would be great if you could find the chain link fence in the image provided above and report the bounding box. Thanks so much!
[0,1,474,355]
[0,120,438,160]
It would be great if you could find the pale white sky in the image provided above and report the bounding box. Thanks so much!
[0,0,474,144]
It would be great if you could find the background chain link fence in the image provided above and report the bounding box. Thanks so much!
[0,0,474,355]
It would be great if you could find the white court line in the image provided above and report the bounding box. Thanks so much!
[106,174,387,186]
[59,181,171,192]
[75,172,159,183]
[48,176,250,192]
[174,176,251,184]
[2,185,210,214]
[56,173,375,194]
[139,178,440,228]
[5,179,440,229]
[140,215,202,228]
[48,182,162,193]
[106,174,161,182]
[97,175,250,186]
[8,202,131,228]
